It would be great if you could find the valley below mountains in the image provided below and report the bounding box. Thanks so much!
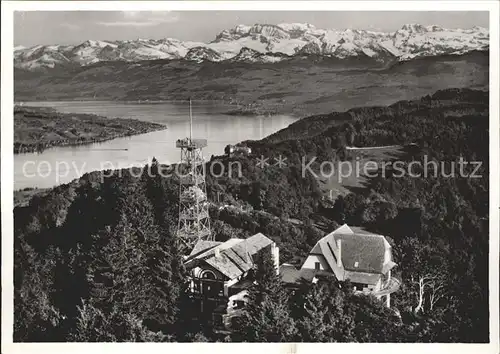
[15,50,488,116]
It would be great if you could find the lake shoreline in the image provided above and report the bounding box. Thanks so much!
[14,105,167,154]
[14,101,298,190]
[16,98,297,117]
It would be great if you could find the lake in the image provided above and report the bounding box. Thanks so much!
[14,101,298,190]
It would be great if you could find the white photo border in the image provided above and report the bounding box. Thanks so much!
[2,1,499,354]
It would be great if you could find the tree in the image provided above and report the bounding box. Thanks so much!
[394,237,450,315]
[331,195,346,223]
[84,176,185,340]
[70,301,169,342]
[144,227,187,333]
[14,241,63,341]
[411,273,448,314]
[232,249,297,342]
[348,294,402,342]
[70,300,110,341]
[296,281,355,342]
[346,123,356,146]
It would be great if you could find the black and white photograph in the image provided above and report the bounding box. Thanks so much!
[1,1,499,352]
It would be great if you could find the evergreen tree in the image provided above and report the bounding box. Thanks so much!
[296,281,355,342]
[233,249,297,342]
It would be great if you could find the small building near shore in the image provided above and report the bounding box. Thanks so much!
[224,144,252,157]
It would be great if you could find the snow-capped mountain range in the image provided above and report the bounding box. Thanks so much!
[14,23,489,70]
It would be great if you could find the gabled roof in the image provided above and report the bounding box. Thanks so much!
[186,233,274,280]
[334,233,386,273]
[188,240,222,258]
[188,238,243,261]
[234,233,273,255]
[308,224,396,278]
[206,248,250,279]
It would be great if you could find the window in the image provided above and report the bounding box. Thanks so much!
[315,262,321,270]
[353,282,367,291]
[200,270,222,297]
[201,270,216,280]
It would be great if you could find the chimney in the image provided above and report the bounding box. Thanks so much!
[271,243,280,275]
[336,239,342,267]
[215,247,220,259]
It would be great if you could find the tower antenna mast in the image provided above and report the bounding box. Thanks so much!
[176,98,212,250]
[189,97,193,141]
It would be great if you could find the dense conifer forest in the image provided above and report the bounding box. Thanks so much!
[14,88,489,342]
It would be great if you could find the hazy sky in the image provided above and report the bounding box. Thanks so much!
[14,11,489,46]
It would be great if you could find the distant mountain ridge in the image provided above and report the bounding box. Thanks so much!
[14,22,489,70]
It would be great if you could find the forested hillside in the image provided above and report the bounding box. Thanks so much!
[14,50,488,116]
[14,88,489,342]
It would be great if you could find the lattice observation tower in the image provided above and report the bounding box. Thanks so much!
[176,99,212,248]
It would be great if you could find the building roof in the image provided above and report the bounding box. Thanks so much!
[188,240,222,258]
[280,264,335,285]
[381,260,397,274]
[334,233,386,273]
[309,224,396,280]
[280,264,302,284]
[188,238,243,261]
[233,233,273,256]
[186,233,274,280]
[344,270,381,285]
[349,226,384,235]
